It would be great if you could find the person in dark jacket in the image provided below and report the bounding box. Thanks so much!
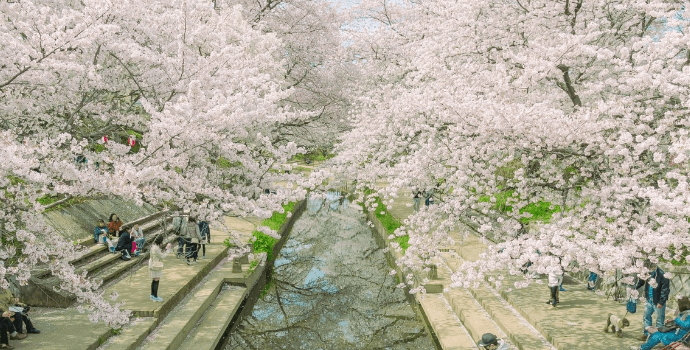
[114,230,134,260]
[198,221,210,259]
[637,296,690,350]
[635,265,670,341]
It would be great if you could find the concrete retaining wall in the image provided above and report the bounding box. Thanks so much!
[216,199,307,349]
[365,208,443,350]
[43,197,157,241]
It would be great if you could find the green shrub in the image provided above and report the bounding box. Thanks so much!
[371,197,409,253]
[252,202,296,261]
[478,190,561,224]
[37,195,59,206]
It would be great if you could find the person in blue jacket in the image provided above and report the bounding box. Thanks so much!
[638,296,690,350]
[94,219,108,244]
[635,264,670,340]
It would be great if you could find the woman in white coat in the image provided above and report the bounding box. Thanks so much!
[149,242,172,302]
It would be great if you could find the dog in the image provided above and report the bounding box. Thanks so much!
[604,313,630,337]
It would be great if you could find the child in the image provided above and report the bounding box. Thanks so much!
[94,219,108,244]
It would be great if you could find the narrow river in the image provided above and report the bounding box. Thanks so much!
[225,192,437,349]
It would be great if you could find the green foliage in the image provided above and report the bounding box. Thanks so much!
[37,195,59,206]
[519,201,561,224]
[216,156,237,168]
[222,238,235,248]
[252,202,296,262]
[292,150,335,163]
[371,197,409,254]
[92,144,106,153]
[126,129,143,139]
[244,259,259,278]
[667,245,689,266]
[259,278,273,300]
[478,190,560,224]
[7,175,25,185]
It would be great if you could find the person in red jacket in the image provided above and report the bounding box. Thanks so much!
[108,213,123,237]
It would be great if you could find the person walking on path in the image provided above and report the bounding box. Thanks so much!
[148,242,173,302]
[635,264,670,341]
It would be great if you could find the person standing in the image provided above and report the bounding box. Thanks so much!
[198,221,210,259]
[546,263,563,307]
[412,189,421,212]
[185,218,202,265]
[636,296,690,350]
[108,213,123,237]
[635,264,670,341]
[148,243,173,302]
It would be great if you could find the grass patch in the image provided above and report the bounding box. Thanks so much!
[252,202,297,262]
[478,190,560,224]
[371,197,409,254]
[292,150,335,163]
[37,195,59,206]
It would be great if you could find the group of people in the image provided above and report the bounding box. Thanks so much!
[176,218,210,265]
[148,217,210,302]
[94,213,146,260]
[412,188,435,212]
[632,265,690,350]
[0,289,39,349]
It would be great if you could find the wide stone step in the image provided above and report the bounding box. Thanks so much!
[99,318,158,350]
[487,274,645,350]
[177,285,247,350]
[418,294,479,350]
[442,252,553,350]
[468,284,553,350]
[137,263,245,350]
[96,234,181,288]
[72,215,171,265]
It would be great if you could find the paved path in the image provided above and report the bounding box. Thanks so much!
[385,189,648,350]
[13,216,259,350]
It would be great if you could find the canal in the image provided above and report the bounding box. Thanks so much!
[224,192,436,349]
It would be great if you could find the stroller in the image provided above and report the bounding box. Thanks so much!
[662,331,690,350]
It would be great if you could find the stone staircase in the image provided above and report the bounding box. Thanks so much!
[379,191,650,350]
[16,214,263,350]
[70,212,174,288]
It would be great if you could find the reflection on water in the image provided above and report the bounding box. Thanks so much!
[226,192,436,350]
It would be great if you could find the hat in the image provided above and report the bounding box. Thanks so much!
[478,333,498,346]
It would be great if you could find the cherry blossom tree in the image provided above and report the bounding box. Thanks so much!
[335,0,690,290]
[0,0,346,326]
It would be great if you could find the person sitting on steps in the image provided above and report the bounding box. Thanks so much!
[0,288,39,336]
[108,213,123,238]
[93,219,108,244]
[114,228,134,260]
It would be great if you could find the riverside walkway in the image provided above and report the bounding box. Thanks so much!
[16,215,261,350]
[382,190,649,350]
